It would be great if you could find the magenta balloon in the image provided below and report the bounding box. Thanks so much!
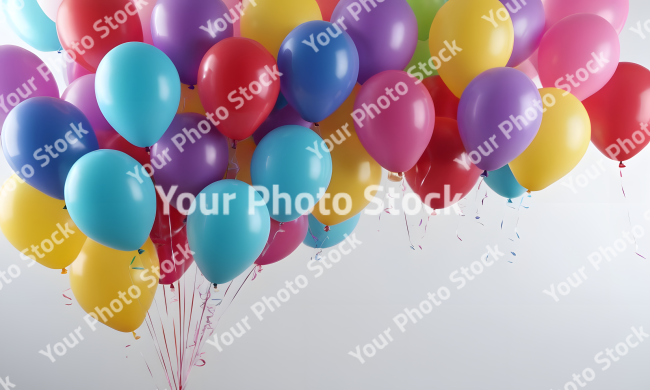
[150,113,229,207]
[500,0,545,68]
[457,67,542,172]
[354,70,434,173]
[255,215,309,266]
[157,227,195,285]
[65,61,92,85]
[62,74,112,132]
[253,104,312,145]
[331,0,417,84]
[0,45,59,131]
[544,0,629,33]
[538,14,620,101]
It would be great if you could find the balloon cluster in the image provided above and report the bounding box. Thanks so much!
[0,0,642,335]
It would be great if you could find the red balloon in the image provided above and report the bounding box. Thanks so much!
[405,118,481,210]
[315,0,340,21]
[95,129,150,167]
[422,76,459,120]
[155,227,195,285]
[57,0,144,72]
[150,190,186,245]
[255,215,309,266]
[198,37,280,140]
[583,62,650,163]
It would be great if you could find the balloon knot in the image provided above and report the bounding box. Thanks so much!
[324,225,330,232]
[132,331,141,340]
[170,284,175,292]
[619,161,626,168]
[387,171,403,182]
[232,140,238,150]
[61,268,68,275]
[480,170,488,178]
[526,190,531,194]
[507,199,512,203]
[63,205,67,210]
[138,249,145,254]
[145,147,150,154]
[213,283,219,291]
[183,217,188,223]
[188,85,195,90]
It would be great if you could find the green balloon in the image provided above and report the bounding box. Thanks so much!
[406,0,448,41]
[404,40,437,78]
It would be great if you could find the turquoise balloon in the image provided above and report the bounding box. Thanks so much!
[64,150,156,251]
[304,213,360,249]
[187,180,270,284]
[2,0,61,52]
[96,42,180,147]
[251,125,332,223]
[484,164,527,200]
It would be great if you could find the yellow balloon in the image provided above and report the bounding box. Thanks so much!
[429,0,514,97]
[235,137,256,186]
[0,175,86,271]
[312,85,383,226]
[241,0,322,58]
[178,83,206,115]
[70,238,159,333]
[509,88,591,192]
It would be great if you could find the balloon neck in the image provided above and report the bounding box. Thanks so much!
[170,284,175,292]
[61,268,68,275]
[526,190,532,194]
[619,161,626,168]
[312,123,321,136]
[324,225,330,232]
[507,199,512,204]
[145,147,150,155]
[232,140,238,150]
[213,283,218,291]
[481,170,488,178]
[132,331,141,340]
[63,204,67,210]
[387,172,403,182]
[188,85,195,90]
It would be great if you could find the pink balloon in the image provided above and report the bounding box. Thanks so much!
[255,215,309,266]
[544,0,629,34]
[62,74,111,132]
[138,0,158,45]
[353,70,434,173]
[156,227,195,285]
[65,61,92,85]
[222,0,241,37]
[538,14,620,101]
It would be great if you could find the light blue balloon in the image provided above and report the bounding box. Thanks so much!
[303,213,360,249]
[2,0,61,52]
[187,180,270,284]
[64,150,156,251]
[484,164,527,200]
[251,125,332,223]
[96,42,181,147]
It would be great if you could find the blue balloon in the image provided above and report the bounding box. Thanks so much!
[303,213,360,249]
[2,0,61,52]
[2,97,99,199]
[272,91,288,112]
[187,180,270,284]
[96,42,181,147]
[64,150,156,251]
[251,125,332,223]
[484,164,527,200]
[278,20,359,123]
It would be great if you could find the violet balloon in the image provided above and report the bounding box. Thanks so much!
[457,67,542,172]
[331,0,417,84]
[151,0,233,86]
[255,215,309,266]
[150,113,229,208]
[500,0,545,68]
[253,104,312,145]
[354,70,434,173]
[62,74,111,132]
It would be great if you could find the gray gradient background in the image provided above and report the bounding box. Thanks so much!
[2,1,650,389]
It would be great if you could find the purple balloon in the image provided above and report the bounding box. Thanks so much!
[151,0,233,86]
[151,113,229,207]
[253,104,312,144]
[0,45,59,131]
[62,74,112,132]
[332,0,417,84]
[500,0,545,67]
[457,68,542,172]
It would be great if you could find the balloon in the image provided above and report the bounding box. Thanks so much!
[187,179,270,284]
[405,117,481,210]
[538,14,620,101]
[583,62,650,163]
[240,0,322,59]
[151,0,233,86]
[2,97,99,199]
[37,0,63,21]
[251,125,332,222]
[303,213,359,249]
[457,67,542,172]
[272,91,288,112]
[178,84,206,115]
[516,57,539,81]
[543,0,629,34]
[137,0,157,44]
[421,75,458,120]
[94,129,150,167]
[354,70,434,173]
[484,165,527,200]
[96,42,181,147]
[69,238,159,333]
[278,20,359,123]
[312,85,382,226]
[406,0,446,41]
[222,0,241,36]
[509,88,591,191]
[198,38,280,140]
[252,104,312,144]
[155,227,194,285]
[57,0,144,72]
[255,215,309,266]
[4,0,61,51]
[150,113,229,208]
[405,40,437,80]
[429,0,514,97]
[64,60,92,85]
[315,0,338,22]
[64,150,156,251]
[61,74,110,132]
[150,189,186,245]
[234,137,256,186]
[332,0,417,84]
[500,0,545,68]
[0,45,59,130]
[0,175,87,270]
